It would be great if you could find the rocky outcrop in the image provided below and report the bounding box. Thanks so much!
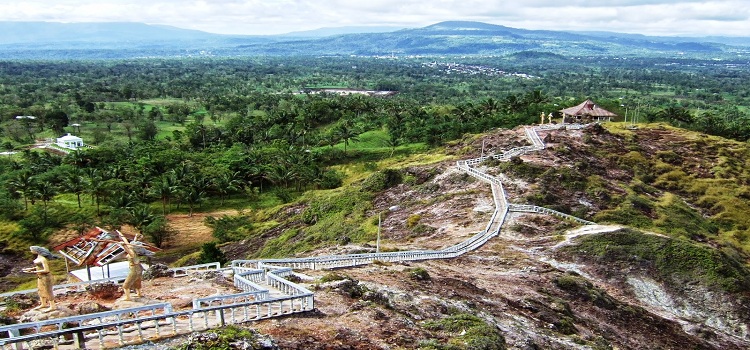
[627,276,750,346]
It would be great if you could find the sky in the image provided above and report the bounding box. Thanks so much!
[0,0,748,37]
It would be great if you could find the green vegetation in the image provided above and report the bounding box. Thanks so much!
[422,313,506,350]
[319,272,347,283]
[197,242,228,266]
[407,267,431,281]
[172,325,270,350]
[0,55,749,273]
[263,188,372,256]
[204,214,254,243]
[503,123,750,266]
[561,228,750,293]
[554,272,617,310]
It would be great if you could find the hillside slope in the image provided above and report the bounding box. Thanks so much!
[202,124,749,349]
[4,123,746,348]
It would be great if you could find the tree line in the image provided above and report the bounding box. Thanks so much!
[1,55,749,248]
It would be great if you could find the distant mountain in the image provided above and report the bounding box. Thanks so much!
[0,20,748,59]
[241,21,734,57]
[0,21,278,58]
[0,22,225,44]
[577,30,750,47]
[280,26,405,38]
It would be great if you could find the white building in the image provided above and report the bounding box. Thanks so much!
[56,133,84,150]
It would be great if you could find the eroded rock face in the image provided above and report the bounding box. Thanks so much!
[627,276,750,344]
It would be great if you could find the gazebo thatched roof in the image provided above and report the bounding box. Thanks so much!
[560,99,618,118]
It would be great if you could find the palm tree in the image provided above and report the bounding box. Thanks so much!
[384,134,402,157]
[33,181,57,223]
[150,175,177,215]
[85,169,107,216]
[266,164,295,188]
[194,124,208,149]
[64,150,89,168]
[481,97,499,115]
[182,187,205,217]
[334,123,360,154]
[8,170,36,210]
[524,90,549,105]
[658,106,693,127]
[320,132,341,149]
[211,171,242,205]
[109,191,136,211]
[63,168,87,208]
[129,175,153,203]
[453,103,474,127]
[171,161,193,185]
[503,94,524,114]
[128,204,157,235]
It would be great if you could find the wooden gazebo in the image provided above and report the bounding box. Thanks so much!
[560,99,618,123]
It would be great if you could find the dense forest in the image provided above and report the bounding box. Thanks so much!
[1,55,750,261]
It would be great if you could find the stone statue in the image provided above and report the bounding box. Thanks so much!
[122,234,144,301]
[548,113,553,124]
[96,231,152,301]
[540,112,545,124]
[23,246,57,311]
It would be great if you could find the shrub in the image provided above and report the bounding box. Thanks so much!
[654,194,719,239]
[656,150,682,164]
[1,295,34,314]
[0,191,23,221]
[406,214,422,228]
[408,267,431,281]
[653,169,689,191]
[142,216,175,248]
[174,326,275,350]
[362,169,403,192]
[412,224,436,234]
[423,313,506,350]
[554,273,616,310]
[205,214,253,243]
[319,272,347,283]
[16,206,67,241]
[617,151,649,174]
[319,169,344,189]
[197,242,227,266]
[273,188,293,203]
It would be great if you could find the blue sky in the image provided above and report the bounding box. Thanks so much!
[0,0,748,36]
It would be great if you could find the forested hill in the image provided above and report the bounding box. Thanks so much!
[1,20,749,59]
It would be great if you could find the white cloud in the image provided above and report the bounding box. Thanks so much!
[0,0,747,36]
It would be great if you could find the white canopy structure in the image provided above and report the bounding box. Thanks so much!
[56,133,84,150]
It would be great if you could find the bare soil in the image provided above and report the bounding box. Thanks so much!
[164,210,239,251]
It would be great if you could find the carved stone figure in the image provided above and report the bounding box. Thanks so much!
[118,232,146,301]
[23,246,56,311]
[96,231,152,301]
